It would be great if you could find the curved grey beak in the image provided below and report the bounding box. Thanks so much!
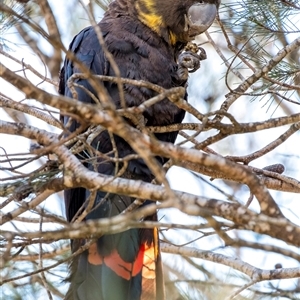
[187,3,218,38]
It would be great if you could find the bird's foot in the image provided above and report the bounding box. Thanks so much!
[177,42,207,82]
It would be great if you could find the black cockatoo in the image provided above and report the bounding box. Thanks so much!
[59,0,220,299]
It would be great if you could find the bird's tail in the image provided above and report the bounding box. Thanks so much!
[65,195,164,300]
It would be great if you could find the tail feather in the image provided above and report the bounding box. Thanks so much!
[65,194,164,300]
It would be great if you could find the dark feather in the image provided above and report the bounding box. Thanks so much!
[60,0,220,299]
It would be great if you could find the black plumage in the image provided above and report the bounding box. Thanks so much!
[59,1,220,299]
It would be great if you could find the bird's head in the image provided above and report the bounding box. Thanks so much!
[134,0,221,45]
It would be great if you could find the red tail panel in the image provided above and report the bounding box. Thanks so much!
[84,227,165,300]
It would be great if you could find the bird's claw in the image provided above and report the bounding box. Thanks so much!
[177,43,207,81]
[178,51,201,73]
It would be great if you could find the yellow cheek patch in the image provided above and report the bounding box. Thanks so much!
[169,30,177,45]
[136,1,163,32]
[135,0,178,44]
[139,12,164,33]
